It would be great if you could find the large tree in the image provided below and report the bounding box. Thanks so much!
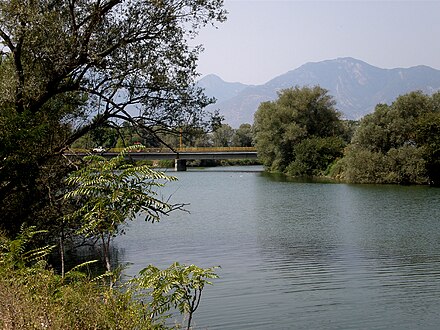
[0,0,226,233]
[232,123,253,147]
[211,123,234,147]
[339,91,440,185]
[253,86,345,176]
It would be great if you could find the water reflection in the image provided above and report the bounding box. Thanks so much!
[54,243,126,276]
[254,180,440,329]
[116,167,440,329]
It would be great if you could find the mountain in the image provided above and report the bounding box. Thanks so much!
[199,58,440,127]
[197,74,250,103]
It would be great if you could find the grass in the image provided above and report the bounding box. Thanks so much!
[0,266,156,329]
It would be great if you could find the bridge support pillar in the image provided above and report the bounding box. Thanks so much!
[175,159,187,171]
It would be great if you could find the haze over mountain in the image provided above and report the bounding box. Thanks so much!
[198,57,440,127]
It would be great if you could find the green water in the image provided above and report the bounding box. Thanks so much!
[117,166,440,329]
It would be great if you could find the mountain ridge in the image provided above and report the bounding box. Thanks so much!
[197,57,440,127]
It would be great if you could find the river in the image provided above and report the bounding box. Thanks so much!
[116,166,440,329]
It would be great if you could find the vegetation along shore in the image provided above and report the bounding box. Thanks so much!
[0,0,438,328]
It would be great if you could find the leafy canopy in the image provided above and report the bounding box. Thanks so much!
[64,146,184,273]
[253,86,345,175]
[338,91,440,185]
[134,262,219,330]
[0,0,226,233]
[64,146,180,233]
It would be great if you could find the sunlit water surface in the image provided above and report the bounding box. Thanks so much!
[116,166,440,329]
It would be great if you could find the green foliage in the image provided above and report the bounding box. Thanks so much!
[286,136,345,176]
[0,262,152,329]
[65,146,177,227]
[220,158,262,166]
[340,119,359,144]
[0,227,150,329]
[340,144,427,184]
[64,146,181,272]
[0,225,54,270]
[72,126,120,150]
[338,91,440,185]
[334,145,387,184]
[134,262,219,330]
[415,111,440,185]
[158,159,176,168]
[254,86,346,174]
[232,123,254,147]
[0,96,78,234]
[0,0,226,236]
[212,123,235,147]
[0,218,218,329]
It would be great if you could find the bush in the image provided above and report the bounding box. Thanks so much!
[0,226,218,330]
[336,91,439,185]
[0,228,152,329]
[286,136,345,177]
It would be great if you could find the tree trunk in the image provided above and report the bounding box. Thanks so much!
[59,229,65,278]
[101,234,112,273]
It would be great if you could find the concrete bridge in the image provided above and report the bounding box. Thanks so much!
[67,147,258,171]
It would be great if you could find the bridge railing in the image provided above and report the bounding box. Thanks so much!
[69,146,257,153]
[175,146,256,153]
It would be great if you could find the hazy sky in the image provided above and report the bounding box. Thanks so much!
[193,0,440,85]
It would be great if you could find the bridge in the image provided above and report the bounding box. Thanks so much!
[67,147,258,171]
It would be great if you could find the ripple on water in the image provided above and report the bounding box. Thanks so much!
[116,169,440,329]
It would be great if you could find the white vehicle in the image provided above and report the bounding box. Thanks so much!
[92,146,106,153]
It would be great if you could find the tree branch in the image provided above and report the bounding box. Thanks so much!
[0,27,14,51]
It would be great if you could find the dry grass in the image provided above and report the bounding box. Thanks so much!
[0,268,155,330]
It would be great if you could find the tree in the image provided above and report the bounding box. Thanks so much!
[415,111,440,186]
[232,123,253,147]
[135,262,219,330]
[212,123,234,147]
[64,147,184,274]
[339,91,440,185]
[0,0,226,234]
[253,86,345,174]
[286,136,345,176]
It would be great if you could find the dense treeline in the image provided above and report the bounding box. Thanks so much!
[254,86,440,186]
[333,91,440,185]
[72,122,254,150]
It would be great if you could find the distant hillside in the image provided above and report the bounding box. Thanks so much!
[197,74,250,103]
[198,57,440,127]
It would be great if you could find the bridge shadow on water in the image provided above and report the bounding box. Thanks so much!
[159,165,265,173]
[187,166,264,173]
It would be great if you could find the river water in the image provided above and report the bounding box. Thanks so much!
[116,166,440,329]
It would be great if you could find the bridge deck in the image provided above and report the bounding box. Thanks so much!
[116,151,257,160]
[66,148,258,160]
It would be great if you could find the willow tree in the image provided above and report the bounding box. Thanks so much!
[340,91,440,185]
[0,0,226,233]
[253,86,345,176]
